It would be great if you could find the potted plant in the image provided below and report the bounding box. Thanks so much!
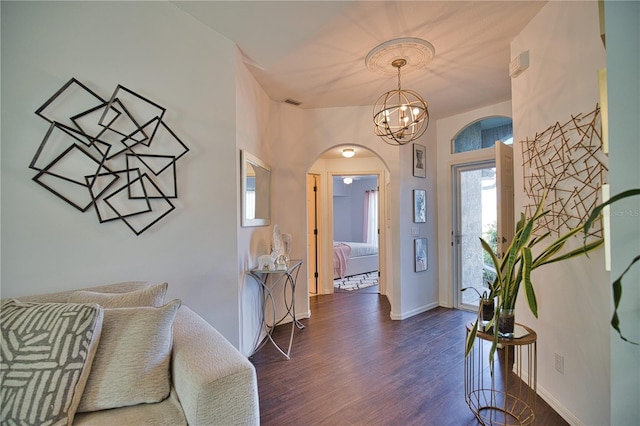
[465,192,605,362]
[461,284,496,329]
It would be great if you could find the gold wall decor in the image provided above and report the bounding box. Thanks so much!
[520,104,608,238]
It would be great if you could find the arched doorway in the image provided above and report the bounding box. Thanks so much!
[306,146,389,302]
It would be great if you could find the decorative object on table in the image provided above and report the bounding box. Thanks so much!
[466,192,604,364]
[30,78,189,235]
[366,38,433,145]
[272,225,283,256]
[481,296,495,326]
[275,254,287,271]
[282,232,292,262]
[461,286,495,330]
[269,224,292,270]
[413,143,426,178]
[413,189,426,223]
[414,237,427,272]
[257,254,275,271]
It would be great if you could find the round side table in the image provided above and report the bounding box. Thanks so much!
[464,321,537,425]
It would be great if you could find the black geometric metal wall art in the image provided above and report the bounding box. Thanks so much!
[31,78,189,235]
[520,104,608,238]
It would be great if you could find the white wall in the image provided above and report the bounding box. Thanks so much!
[235,53,277,355]
[605,1,640,424]
[0,2,243,345]
[511,2,609,424]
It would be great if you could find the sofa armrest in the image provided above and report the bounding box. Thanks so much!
[171,306,260,425]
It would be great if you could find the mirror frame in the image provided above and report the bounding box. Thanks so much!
[241,150,271,227]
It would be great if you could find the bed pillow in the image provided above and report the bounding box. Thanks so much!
[76,299,181,412]
[67,281,168,308]
[0,299,103,425]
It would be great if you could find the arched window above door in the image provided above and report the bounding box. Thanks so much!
[452,116,513,154]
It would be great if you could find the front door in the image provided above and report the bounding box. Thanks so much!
[453,161,497,311]
[453,142,514,311]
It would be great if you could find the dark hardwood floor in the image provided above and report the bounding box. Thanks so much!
[250,287,568,425]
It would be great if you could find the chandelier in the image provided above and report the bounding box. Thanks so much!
[366,38,434,146]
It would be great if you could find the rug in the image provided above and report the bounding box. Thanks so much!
[334,271,379,291]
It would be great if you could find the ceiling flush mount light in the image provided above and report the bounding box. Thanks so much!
[342,148,355,158]
[343,177,353,185]
[366,38,433,146]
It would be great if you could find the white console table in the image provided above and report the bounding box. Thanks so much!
[248,259,304,359]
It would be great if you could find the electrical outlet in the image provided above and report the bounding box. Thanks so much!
[555,353,564,374]
[411,226,419,237]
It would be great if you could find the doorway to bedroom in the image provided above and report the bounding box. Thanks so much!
[332,174,379,294]
[307,147,387,299]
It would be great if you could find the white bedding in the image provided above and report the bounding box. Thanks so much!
[333,241,379,279]
[336,241,378,257]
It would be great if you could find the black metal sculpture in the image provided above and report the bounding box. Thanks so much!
[31,78,189,235]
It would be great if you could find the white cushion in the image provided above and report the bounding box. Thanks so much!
[0,300,103,425]
[68,282,168,308]
[73,387,187,426]
[76,299,181,412]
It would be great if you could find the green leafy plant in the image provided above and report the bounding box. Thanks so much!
[465,192,605,363]
[583,188,640,345]
[482,221,498,284]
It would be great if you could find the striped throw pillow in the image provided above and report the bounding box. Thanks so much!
[0,300,103,425]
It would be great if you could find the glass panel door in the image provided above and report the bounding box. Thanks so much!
[453,161,498,311]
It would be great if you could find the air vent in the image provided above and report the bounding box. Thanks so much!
[284,99,301,106]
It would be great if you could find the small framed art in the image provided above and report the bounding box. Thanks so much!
[413,144,426,178]
[414,238,428,272]
[413,189,426,223]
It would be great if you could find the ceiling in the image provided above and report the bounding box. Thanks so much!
[173,1,545,120]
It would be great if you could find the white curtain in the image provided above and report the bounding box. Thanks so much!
[363,190,378,246]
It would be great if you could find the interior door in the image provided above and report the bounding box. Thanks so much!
[307,174,321,295]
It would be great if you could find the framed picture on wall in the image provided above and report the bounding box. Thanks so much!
[413,189,426,223]
[414,238,428,272]
[413,143,426,178]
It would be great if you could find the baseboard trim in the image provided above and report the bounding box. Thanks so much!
[390,301,440,320]
[514,370,585,426]
[536,383,583,426]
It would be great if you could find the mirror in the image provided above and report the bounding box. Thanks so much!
[241,150,271,227]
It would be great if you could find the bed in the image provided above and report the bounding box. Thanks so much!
[333,241,379,279]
